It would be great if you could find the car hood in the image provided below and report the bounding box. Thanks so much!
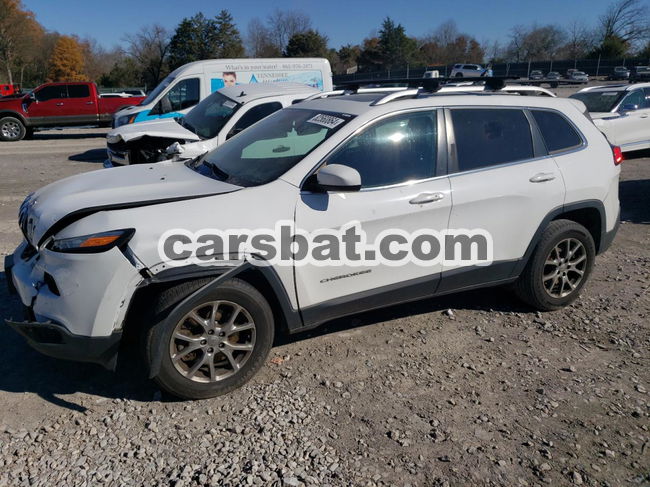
[108,117,200,144]
[21,161,239,246]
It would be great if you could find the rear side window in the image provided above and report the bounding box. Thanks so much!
[451,108,533,172]
[531,110,582,153]
[67,85,90,98]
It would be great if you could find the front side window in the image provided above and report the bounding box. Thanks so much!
[35,85,67,101]
[158,78,200,114]
[451,108,533,172]
[532,110,582,153]
[620,89,646,109]
[196,108,354,187]
[326,111,437,188]
[181,92,241,140]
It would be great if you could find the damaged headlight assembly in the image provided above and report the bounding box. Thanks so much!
[47,229,135,254]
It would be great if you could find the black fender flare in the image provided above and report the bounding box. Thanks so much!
[142,261,301,378]
[510,199,606,278]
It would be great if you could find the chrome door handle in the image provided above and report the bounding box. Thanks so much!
[55,102,64,106]
[85,101,94,105]
[529,173,556,183]
[409,192,445,204]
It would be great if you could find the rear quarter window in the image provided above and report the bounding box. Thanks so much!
[531,110,583,153]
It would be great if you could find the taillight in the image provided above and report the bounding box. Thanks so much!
[612,146,624,165]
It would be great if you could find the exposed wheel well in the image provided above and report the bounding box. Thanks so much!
[552,207,602,252]
[0,111,27,126]
[121,269,291,346]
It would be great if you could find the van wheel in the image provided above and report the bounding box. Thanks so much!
[515,220,595,311]
[0,116,26,141]
[455,73,463,78]
[146,278,274,399]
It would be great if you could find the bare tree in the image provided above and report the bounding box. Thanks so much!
[266,9,311,52]
[599,0,650,45]
[124,24,170,88]
[560,20,595,60]
[507,25,566,61]
[246,18,281,57]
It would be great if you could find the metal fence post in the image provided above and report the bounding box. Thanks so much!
[596,55,601,77]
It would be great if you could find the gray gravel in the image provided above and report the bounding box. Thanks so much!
[0,127,648,486]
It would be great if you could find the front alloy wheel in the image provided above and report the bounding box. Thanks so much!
[170,301,256,383]
[148,278,274,399]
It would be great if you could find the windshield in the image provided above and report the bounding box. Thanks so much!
[140,76,174,106]
[180,92,241,139]
[193,108,355,187]
[570,91,625,112]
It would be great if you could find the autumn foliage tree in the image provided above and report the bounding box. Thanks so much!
[0,0,44,84]
[48,35,87,81]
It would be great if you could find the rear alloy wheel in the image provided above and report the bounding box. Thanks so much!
[515,219,595,311]
[148,278,274,399]
[0,116,26,141]
[542,238,588,299]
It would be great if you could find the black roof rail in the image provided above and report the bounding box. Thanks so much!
[337,76,520,93]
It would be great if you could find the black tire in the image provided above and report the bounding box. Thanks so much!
[146,278,274,400]
[515,219,595,311]
[0,116,26,141]
[455,72,463,78]
[24,127,34,139]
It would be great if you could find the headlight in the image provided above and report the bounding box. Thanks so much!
[48,229,135,253]
[115,114,137,127]
[106,133,123,144]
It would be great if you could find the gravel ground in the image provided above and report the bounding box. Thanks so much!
[0,124,648,486]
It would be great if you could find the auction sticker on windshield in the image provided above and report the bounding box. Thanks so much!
[307,113,346,129]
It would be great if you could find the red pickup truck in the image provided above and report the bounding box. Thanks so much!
[0,82,145,141]
[0,84,20,97]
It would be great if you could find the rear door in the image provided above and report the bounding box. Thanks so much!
[63,84,97,123]
[440,107,565,292]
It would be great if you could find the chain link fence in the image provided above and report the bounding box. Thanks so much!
[334,57,650,83]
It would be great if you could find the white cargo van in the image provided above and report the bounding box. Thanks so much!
[112,58,332,127]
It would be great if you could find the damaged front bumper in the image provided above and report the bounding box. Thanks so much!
[4,241,140,369]
[5,316,122,370]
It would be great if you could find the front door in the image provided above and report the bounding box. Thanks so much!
[25,84,68,125]
[294,109,452,321]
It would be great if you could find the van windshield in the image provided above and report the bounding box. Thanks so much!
[570,91,625,112]
[191,108,354,187]
[141,76,174,106]
[179,92,241,139]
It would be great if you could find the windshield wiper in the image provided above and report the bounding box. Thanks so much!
[205,161,229,181]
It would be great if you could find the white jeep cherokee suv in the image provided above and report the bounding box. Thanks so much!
[5,87,621,399]
[570,82,650,152]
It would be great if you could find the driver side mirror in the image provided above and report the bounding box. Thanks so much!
[619,103,639,113]
[309,164,361,192]
[29,92,37,102]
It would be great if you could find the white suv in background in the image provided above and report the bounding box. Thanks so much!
[105,83,320,166]
[571,82,650,152]
[6,86,620,399]
[450,64,493,77]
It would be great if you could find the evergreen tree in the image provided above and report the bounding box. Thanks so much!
[284,30,328,57]
[213,10,244,58]
[378,17,417,70]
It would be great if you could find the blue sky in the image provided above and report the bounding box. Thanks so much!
[23,0,629,50]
